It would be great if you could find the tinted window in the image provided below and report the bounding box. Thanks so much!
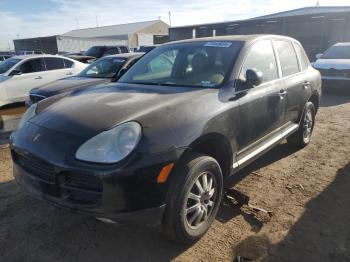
[79,57,126,78]
[119,46,129,53]
[0,58,21,74]
[44,58,65,70]
[322,45,350,59]
[17,59,45,74]
[104,48,120,55]
[63,59,74,68]
[274,40,300,77]
[294,43,309,71]
[120,41,243,88]
[85,46,104,57]
[240,40,278,84]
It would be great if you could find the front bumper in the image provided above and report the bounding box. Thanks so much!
[10,122,184,225]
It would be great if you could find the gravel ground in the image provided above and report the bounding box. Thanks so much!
[0,90,349,262]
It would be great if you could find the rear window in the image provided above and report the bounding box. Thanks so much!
[44,58,65,70]
[63,59,74,68]
[274,40,300,77]
[294,43,309,71]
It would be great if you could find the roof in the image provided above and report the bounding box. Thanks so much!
[12,54,73,59]
[252,6,350,20]
[104,52,145,59]
[171,6,350,29]
[166,34,296,45]
[63,20,165,38]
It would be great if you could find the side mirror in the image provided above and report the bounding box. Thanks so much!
[9,69,22,76]
[246,69,263,88]
[316,53,323,59]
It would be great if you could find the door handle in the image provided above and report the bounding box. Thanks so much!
[35,76,43,79]
[303,81,311,89]
[278,90,287,100]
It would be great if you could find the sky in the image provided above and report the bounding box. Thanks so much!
[0,0,349,50]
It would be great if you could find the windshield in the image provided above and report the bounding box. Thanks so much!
[322,45,350,59]
[84,46,103,57]
[78,57,126,78]
[0,58,22,74]
[119,41,243,88]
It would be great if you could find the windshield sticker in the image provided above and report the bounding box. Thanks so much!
[201,81,216,87]
[112,58,126,63]
[204,42,232,48]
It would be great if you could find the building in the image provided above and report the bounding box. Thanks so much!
[169,6,350,60]
[14,20,169,54]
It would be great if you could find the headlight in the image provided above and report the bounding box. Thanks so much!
[18,103,37,129]
[75,121,142,163]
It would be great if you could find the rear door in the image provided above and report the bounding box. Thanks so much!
[43,57,71,81]
[236,40,286,152]
[4,58,46,100]
[273,40,311,124]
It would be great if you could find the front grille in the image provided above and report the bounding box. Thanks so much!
[29,94,46,103]
[13,150,103,206]
[14,151,55,184]
[63,173,103,192]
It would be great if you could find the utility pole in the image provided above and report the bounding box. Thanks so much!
[96,15,99,27]
[168,11,172,26]
[316,0,320,6]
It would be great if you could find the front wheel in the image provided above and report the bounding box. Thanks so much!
[163,153,223,244]
[287,101,315,148]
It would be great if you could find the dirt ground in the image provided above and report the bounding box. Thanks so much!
[0,90,349,262]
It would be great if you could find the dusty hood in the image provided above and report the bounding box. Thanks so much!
[313,59,350,70]
[30,83,209,138]
[30,77,110,97]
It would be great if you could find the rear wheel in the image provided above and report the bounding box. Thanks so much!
[163,153,223,244]
[287,102,315,148]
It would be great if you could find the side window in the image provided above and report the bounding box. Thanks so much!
[104,48,119,55]
[44,58,65,70]
[294,43,310,71]
[63,59,74,68]
[274,40,300,76]
[240,40,278,84]
[17,59,45,74]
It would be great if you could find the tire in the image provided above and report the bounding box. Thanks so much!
[287,101,315,148]
[163,153,223,244]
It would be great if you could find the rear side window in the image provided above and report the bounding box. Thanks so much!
[104,48,120,55]
[18,58,45,73]
[63,59,74,68]
[274,41,300,76]
[294,43,309,71]
[240,40,278,83]
[44,58,65,70]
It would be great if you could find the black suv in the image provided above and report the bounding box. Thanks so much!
[11,35,321,244]
[67,45,129,63]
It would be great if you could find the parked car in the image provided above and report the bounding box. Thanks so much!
[11,35,321,244]
[0,55,12,62]
[27,53,144,106]
[67,45,129,63]
[0,55,86,107]
[313,42,350,89]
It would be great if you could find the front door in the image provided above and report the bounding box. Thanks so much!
[236,40,286,152]
[4,58,47,101]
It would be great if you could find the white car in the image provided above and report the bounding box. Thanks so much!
[0,55,87,107]
[313,43,350,88]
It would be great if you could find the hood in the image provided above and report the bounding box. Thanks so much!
[313,59,350,70]
[30,77,111,97]
[30,83,211,138]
